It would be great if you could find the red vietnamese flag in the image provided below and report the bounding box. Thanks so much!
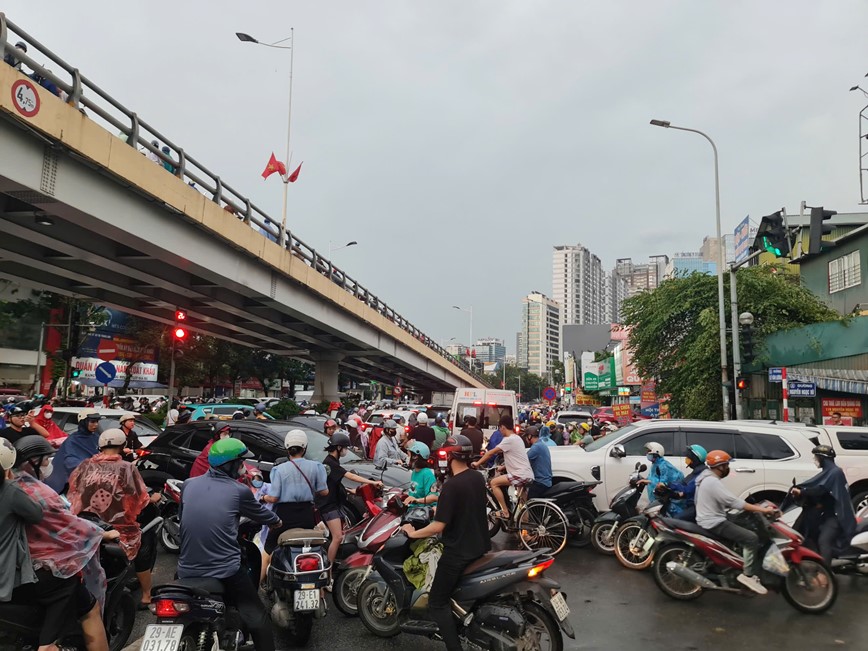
[261,152,287,180]
[287,162,303,183]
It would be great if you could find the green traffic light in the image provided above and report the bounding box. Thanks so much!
[762,236,782,257]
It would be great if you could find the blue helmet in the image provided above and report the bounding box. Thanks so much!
[686,444,708,465]
[407,441,430,460]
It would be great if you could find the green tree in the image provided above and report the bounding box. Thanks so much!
[620,265,839,420]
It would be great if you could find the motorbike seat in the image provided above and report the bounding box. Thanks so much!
[176,577,225,595]
[278,528,328,546]
[542,481,597,499]
[660,517,717,538]
[462,550,541,575]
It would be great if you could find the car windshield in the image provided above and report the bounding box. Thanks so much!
[584,424,639,452]
[262,422,361,463]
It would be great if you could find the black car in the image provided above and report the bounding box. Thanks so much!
[139,419,410,521]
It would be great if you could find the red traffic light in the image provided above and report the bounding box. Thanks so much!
[173,327,187,340]
[736,376,748,391]
[175,310,187,321]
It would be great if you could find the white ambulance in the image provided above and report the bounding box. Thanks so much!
[450,388,518,441]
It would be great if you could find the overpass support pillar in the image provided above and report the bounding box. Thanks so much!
[311,351,344,404]
[420,390,433,403]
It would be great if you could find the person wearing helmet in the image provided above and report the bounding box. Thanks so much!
[402,433,489,651]
[472,415,534,520]
[321,431,384,563]
[189,424,232,478]
[579,422,595,447]
[262,429,328,556]
[374,419,408,467]
[118,411,144,461]
[407,412,435,449]
[695,450,777,595]
[431,413,450,450]
[231,410,245,420]
[791,445,857,565]
[45,410,102,494]
[323,419,339,437]
[254,403,268,420]
[0,406,30,444]
[345,413,364,449]
[665,445,709,521]
[178,437,281,651]
[637,442,684,502]
[404,441,438,509]
[10,435,114,651]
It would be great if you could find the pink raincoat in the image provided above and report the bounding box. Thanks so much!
[67,453,150,560]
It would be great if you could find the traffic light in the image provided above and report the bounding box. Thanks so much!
[565,386,572,393]
[740,323,755,363]
[71,368,81,378]
[808,206,837,255]
[736,376,748,391]
[173,327,187,341]
[175,309,187,322]
[758,211,790,258]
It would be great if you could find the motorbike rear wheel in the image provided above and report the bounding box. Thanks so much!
[652,544,704,601]
[333,567,367,617]
[564,504,596,548]
[590,521,617,555]
[106,590,136,651]
[486,493,502,538]
[358,581,401,637]
[782,559,838,614]
[614,522,654,570]
[159,503,181,554]
[515,601,563,651]
[285,612,314,646]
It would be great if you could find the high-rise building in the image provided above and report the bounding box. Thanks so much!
[604,270,629,323]
[519,291,560,377]
[516,332,526,369]
[552,244,605,326]
[700,234,735,265]
[473,337,506,365]
[665,252,717,278]
[615,255,669,297]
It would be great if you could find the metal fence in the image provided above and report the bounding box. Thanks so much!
[0,12,487,384]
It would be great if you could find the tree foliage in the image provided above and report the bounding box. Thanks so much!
[483,364,548,400]
[620,265,839,420]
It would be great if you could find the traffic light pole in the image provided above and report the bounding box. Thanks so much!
[729,250,762,420]
[168,334,176,402]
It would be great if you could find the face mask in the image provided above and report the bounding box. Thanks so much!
[237,464,247,478]
[40,458,54,479]
[646,454,656,462]
[814,456,822,468]
[719,466,730,478]
[252,479,264,488]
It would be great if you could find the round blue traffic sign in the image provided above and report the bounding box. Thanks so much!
[542,386,557,401]
[95,361,117,384]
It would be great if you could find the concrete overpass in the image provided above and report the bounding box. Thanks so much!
[0,14,486,399]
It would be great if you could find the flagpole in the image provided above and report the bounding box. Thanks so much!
[280,28,294,248]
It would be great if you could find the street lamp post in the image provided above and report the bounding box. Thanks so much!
[452,304,473,358]
[328,240,358,257]
[650,119,731,420]
[237,29,294,247]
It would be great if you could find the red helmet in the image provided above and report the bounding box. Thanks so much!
[324,419,338,431]
[706,450,732,468]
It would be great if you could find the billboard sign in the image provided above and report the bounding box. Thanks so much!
[788,382,816,398]
[734,215,756,263]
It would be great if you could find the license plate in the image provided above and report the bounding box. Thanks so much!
[550,591,570,621]
[642,532,656,552]
[142,624,184,651]
[294,588,320,611]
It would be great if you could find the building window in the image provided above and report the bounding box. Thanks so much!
[828,251,861,294]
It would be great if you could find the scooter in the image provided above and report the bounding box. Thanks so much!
[157,478,183,554]
[0,514,155,651]
[650,502,838,614]
[333,491,427,616]
[357,510,575,648]
[147,518,262,651]
[613,484,673,571]
[266,528,331,646]
[590,462,647,554]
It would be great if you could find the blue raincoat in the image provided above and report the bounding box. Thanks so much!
[646,457,685,513]
[45,423,99,493]
[538,425,557,448]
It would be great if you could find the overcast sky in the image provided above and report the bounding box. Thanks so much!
[7,1,868,353]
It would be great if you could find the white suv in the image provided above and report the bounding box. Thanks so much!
[551,420,818,511]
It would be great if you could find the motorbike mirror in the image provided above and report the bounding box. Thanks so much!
[375,459,387,471]
[792,477,796,486]
[610,444,626,459]
[639,463,648,472]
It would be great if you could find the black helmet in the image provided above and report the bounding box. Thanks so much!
[177,411,193,424]
[326,432,352,450]
[812,444,836,459]
[440,434,473,462]
[13,435,55,467]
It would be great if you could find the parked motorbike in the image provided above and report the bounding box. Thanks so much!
[0,514,157,651]
[540,480,600,548]
[357,511,575,649]
[650,502,838,614]
[265,528,331,645]
[590,462,646,554]
[333,489,411,616]
[158,478,183,554]
[147,518,262,651]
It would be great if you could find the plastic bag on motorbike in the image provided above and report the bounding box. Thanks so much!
[761,544,790,576]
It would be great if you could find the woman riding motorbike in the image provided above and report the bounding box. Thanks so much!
[792,444,857,565]
[665,445,708,522]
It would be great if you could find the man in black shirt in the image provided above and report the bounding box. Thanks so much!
[407,412,436,448]
[0,407,28,444]
[459,416,484,456]
[402,434,489,651]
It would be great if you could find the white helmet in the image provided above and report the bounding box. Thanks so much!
[416,413,429,424]
[284,429,308,450]
[98,428,127,449]
[644,441,665,457]
[119,412,138,426]
[0,437,17,471]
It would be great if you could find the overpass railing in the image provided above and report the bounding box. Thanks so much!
[0,13,488,385]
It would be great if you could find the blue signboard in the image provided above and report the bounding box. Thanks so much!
[734,215,753,263]
[769,368,783,383]
[788,381,816,398]
[641,403,660,418]
[95,361,117,385]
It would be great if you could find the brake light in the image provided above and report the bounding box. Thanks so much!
[527,558,554,578]
[296,555,322,572]
[136,449,151,458]
[438,450,448,458]
[473,401,482,405]
[151,599,190,617]
[488,402,497,406]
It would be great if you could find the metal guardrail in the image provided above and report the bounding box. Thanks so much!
[0,13,488,384]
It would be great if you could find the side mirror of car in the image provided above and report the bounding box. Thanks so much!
[610,444,626,459]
